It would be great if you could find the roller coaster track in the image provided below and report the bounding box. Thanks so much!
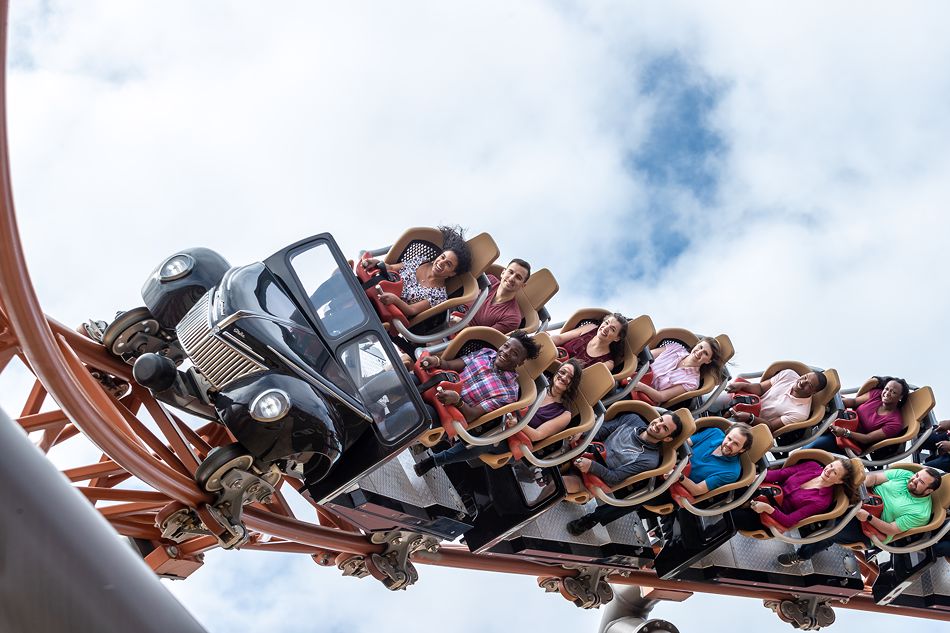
[0,2,946,626]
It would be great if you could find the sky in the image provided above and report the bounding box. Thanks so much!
[3,1,950,631]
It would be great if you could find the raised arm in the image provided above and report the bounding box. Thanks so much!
[521,410,572,443]
[550,323,595,346]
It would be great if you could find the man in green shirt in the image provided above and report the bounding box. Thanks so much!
[778,466,942,566]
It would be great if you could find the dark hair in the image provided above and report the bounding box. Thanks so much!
[812,371,828,392]
[438,225,472,275]
[550,358,584,407]
[873,375,911,408]
[604,312,629,366]
[507,258,531,280]
[669,412,685,438]
[698,336,724,374]
[510,329,540,360]
[922,466,943,492]
[726,422,754,452]
[835,458,861,504]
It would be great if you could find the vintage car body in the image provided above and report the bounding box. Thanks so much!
[116,234,432,499]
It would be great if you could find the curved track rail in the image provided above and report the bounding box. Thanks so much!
[0,2,947,624]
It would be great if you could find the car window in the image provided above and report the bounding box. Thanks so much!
[290,243,367,337]
[338,333,422,443]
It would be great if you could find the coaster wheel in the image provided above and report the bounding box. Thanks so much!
[101,307,161,361]
[194,443,254,493]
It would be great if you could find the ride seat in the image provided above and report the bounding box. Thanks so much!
[850,379,935,456]
[642,416,773,516]
[484,263,559,334]
[415,326,556,447]
[565,400,694,505]
[553,309,655,385]
[382,228,500,329]
[737,449,862,539]
[646,328,735,409]
[761,361,840,443]
[478,362,615,468]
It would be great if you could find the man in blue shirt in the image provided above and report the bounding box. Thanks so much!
[567,422,753,536]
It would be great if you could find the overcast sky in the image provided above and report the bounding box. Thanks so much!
[4,1,950,631]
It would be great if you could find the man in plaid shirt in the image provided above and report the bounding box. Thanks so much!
[420,329,540,423]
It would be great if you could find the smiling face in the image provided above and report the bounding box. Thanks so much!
[430,250,459,278]
[719,428,749,456]
[820,460,846,484]
[881,380,904,406]
[646,414,678,441]
[499,262,530,293]
[596,315,622,342]
[494,337,528,371]
[689,340,714,365]
[795,372,821,396]
[552,362,576,392]
[907,469,938,497]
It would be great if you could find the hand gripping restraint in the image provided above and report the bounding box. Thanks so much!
[354,252,409,328]
[833,409,862,453]
[413,351,467,439]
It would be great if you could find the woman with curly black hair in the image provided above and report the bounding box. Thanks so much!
[807,376,910,454]
[363,225,473,318]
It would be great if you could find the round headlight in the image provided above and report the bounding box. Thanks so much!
[249,389,291,422]
[159,253,195,282]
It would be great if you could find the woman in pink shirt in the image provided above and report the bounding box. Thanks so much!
[632,337,723,406]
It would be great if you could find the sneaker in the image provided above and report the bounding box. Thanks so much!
[566,515,596,536]
[413,457,436,477]
[777,552,805,567]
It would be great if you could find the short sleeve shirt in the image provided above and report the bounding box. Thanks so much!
[650,342,701,392]
[759,369,811,427]
[856,389,904,438]
[399,257,448,306]
[465,274,523,333]
[688,427,742,491]
[458,348,520,414]
[877,468,933,541]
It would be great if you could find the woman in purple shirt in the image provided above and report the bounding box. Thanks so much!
[552,313,628,370]
[414,359,584,475]
[730,456,862,532]
[807,376,909,454]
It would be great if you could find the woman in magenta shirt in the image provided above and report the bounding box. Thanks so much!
[729,456,862,531]
[807,376,909,454]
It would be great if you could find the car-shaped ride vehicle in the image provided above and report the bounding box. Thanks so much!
[101,234,433,546]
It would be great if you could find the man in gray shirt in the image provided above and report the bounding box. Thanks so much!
[562,411,682,497]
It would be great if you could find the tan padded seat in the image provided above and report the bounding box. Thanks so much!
[416,327,556,447]
[851,379,935,455]
[646,328,734,409]
[478,362,615,468]
[758,361,840,441]
[642,416,773,516]
[737,449,863,539]
[565,401,694,505]
[485,263,559,333]
[382,228,500,328]
[553,309,655,383]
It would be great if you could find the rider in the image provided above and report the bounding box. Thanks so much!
[566,422,753,536]
[450,258,531,333]
[777,466,942,566]
[719,369,827,433]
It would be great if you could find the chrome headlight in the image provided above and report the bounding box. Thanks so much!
[159,253,196,282]
[249,389,291,422]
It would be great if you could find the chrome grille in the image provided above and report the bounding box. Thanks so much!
[176,292,267,390]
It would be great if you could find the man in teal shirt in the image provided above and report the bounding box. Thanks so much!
[779,466,942,565]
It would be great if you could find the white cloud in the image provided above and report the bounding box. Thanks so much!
[5,1,950,631]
